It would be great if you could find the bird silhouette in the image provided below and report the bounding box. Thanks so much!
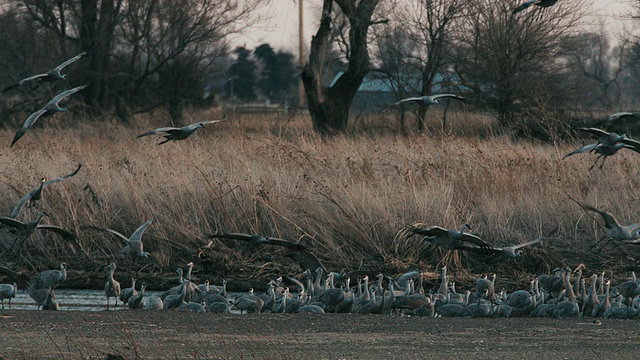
[406,223,494,253]
[563,128,640,169]
[512,0,558,15]
[577,202,640,251]
[136,116,226,145]
[84,218,154,259]
[6,164,82,219]
[103,263,121,310]
[2,50,88,93]
[11,84,88,147]
[0,211,75,252]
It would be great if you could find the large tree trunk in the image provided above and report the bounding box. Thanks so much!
[301,0,380,135]
[80,0,120,108]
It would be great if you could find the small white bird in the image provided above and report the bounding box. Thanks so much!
[11,84,88,147]
[0,283,17,309]
[85,219,154,259]
[6,164,82,219]
[2,50,88,93]
[137,116,226,145]
[389,94,469,108]
[579,203,640,243]
[481,237,545,264]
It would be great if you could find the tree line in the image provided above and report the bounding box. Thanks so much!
[0,0,639,135]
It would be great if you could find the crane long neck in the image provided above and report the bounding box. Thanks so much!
[573,271,581,295]
[60,264,67,282]
[185,264,193,280]
[177,282,187,303]
[281,290,288,310]
[363,277,370,300]
[565,273,576,300]
[439,268,448,296]
[598,273,605,295]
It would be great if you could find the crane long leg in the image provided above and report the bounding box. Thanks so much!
[589,155,602,170]
[598,156,608,169]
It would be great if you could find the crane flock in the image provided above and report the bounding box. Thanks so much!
[1,1,640,323]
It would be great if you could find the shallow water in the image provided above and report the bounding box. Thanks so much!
[5,289,241,311]
[6,289,163,311]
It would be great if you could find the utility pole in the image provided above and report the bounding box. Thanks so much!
[298,0,306,108]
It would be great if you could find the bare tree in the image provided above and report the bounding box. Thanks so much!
[301,0,385,135]
[454,0,588,125]
[374,0,466,132]
[624,0,640,104]
[115,0,254,122]
[3,0,263,123]
[564,28,627,110]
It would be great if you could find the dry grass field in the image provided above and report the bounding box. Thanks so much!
[1,108,639,290]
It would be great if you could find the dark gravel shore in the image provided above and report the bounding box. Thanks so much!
[1,310,639,359]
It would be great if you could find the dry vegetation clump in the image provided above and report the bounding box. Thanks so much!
[0,109,639,289]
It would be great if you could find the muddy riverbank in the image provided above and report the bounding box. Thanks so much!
[1,310,638,359]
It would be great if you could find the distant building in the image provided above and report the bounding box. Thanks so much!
[328,71,456,113]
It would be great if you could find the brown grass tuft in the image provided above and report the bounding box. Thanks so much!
[1,110,639,287]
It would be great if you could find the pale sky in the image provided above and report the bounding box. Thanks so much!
[233,0,635,55]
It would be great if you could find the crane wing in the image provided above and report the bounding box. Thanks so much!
[7,191,34,218]
[431,94,469,104]
[263,237,308,252]
[48,84,88,106]
[575,127,610,139]
[205,232,270,245]
[195,114,227,127]
[136,127,181,138]
[282,276,306,292]
[510,236,545,250]
[283,249,327,273]
[620,137,640,153]
[129,218,153,243]
[512,0,536,14]
[579,203,619,228]
[562,143,597,159]
[37,225,76,241]
[0,266,29,289]
[0,217,26,229]
[2,73,49,93]
[43,163,82,187]
[459,232,493,249]
[11,109,48,147]
[393,97,424,106]
[195,119,226,127]
[83,225,131,244]
[53,50,88,72]
[408,225,448,238]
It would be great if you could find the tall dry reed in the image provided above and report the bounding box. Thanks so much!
[1,109,638,284]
